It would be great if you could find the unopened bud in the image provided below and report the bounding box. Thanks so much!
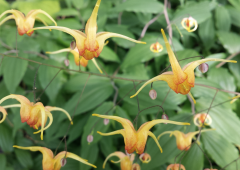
[87,135,93,144]
[198,63,209,73]
[149,89,157,100]
[150,42,163,53]
[70,41,76,50]
[162,114,169,124]
[104,119,109,125]
[139,153,151,163]
[64,59,69,66]
[132,163,141,170]
[60,158,67,167]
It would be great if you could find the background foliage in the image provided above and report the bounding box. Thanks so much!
[0,0,240,170]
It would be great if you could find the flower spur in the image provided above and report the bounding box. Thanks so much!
[27,0,146,60]
[92,114,190,154]
[0,94,73,140]
[0,9,57,36]
[130,29,237,103]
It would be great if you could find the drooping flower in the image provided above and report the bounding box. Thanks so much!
[181,16,198,32]
[13,145,96,169]
[157,129,215,151]
[150,42,163,53]
[130,29,237,103]
[0,9,57,36]
[92,114,190,154]
[193,113,212,127]
[166,164,186,170]
[103,151,136,170]
[0,94,73,140]
[27,0,145,60]
[139,153,151,163]
[46,47,103,73]
[132,163,141,170]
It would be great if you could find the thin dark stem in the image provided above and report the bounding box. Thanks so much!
[220,157,240,170]
[196,143,213,169]
[155,88,171,119]
[164,0,172,44]
[33,64,42,103]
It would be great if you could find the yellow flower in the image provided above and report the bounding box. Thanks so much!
[27,0,145,60]
[0,94,73,140]
[193,113,212,127]
[157,129,215,151]
[130,29,237,103]
[13,145,96,169]
[103,151,135,170]
[46,47,103,73]
[139,153,151,163]
[92,114,189,154]
[150,42,163,53]
[181,16,198,32]
[166,164,186,170]
[0,9,57,36]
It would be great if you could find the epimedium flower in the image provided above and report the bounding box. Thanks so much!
[27,0,146,60]
[130,29,237,103]
[0,94,73,140]
[139,153,151,163]
[181,16,198,32]
[0,9,57,36]
[132,163,141,170]
[46,46,103,73]
[103,151,136,170]
[167,164,186,170]
[92,114,190,154]
[157,129,215,151]
[193,113,212,127]
[150,42,163,53]
[13,145,97,169]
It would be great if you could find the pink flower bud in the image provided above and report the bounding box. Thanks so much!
[198,63,209,73]
[162,114,169,124]
[149,89,157,100]
[87,135,93,144]
[70,41,76,50]
[60,158,67,167]
[104,119,109,125]
[64,59,69,66]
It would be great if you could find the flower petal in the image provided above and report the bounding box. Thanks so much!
[92,58,103,73]
[0,15,15,26]
[46,48,71,55]
[0,106,7,123]
[33,110,53,134]
[103,151,126,168]
[26,9,57,26]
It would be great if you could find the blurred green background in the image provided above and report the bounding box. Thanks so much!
[0,0,240,169]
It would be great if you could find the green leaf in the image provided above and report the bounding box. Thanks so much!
[0,123,13,153]
[217,31,240,54]
[215,5,231,31]
[0,154,6,170]
[55,8,79,17]
[0,0,10,14]
[202,131,239,170]
[3,53,28,93]
[38,59,64,101]
[207,67,236,92]
[105,24,136,48]
[99,46,120,63]
[14,148,33,169]
[112,0,164,14]
[229,55,240,87]
[80,143,99,170]
[70,0,89,9]
[229,0,240,10]
[199,17,215,50]
[57,18,82,30]
[59,81,113,121]
[61,158,79,170]
[226,6,240,27]
[173,49,200,67]
[81,102,114,146]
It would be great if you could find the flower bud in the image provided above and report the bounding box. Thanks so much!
[139,153,151,163]
[149,89,157,100]
[161,113,169,124]
[87,135,93,144]
[132,163,141,170]
[198,63,209,73]
[60,158,67,167]
[104,118,109,125]
[193,113,212,127]
[181,16,198,32]
[150,42,163,53]
[70,41,76,50]
[64,59,69,66]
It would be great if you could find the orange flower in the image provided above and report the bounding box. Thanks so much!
[103,151,136,170]
[0,94,73,140]
[181,16,198,32]
[0,9,57,36]
[193,113,212,127]
[166,164,186,170]
[46,47,103,73]
[150,42,163,53]
[27,0,145,60]
[157,129,214,151]
[13,145,96,169]
[130,29,237,103]
[139,153,151,163]
[92,114,189,154]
